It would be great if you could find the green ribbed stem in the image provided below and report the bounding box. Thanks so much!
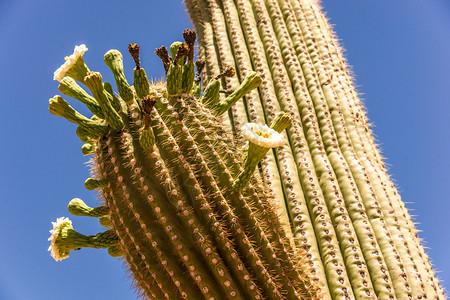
[104,50,134,103]
[131,122,244,299]
[233,112,290,190]
[184,0,446,299]
[300,2,440,296]
[100,131,223,299]
[133,68,150,99]
[55,228,118,256]
[139,128,155,150]
[182,61,195,92]
[138,105,265,298]
[151,97,287,299]
[201,78,221,106]
[49,95,108,138]
[58,77,104,118]
[84,72,124,130]
[215,71,261,115]
[102,82,121,112]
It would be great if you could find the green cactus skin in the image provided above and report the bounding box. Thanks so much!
[184,0,446,299]
[47,30,326,299]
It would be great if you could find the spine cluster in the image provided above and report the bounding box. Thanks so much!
[184,0,446,299]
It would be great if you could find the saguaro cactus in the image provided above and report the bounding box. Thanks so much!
[183,0,445,299]
[48,31,324,299]
[47,1,446,299]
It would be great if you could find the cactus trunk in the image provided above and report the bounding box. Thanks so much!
[184,0,445,299]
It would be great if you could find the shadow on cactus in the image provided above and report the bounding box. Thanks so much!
[47,29,320,299]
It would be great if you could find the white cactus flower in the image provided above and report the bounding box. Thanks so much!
[53,44,88,81]
[48,217,73,262]
[242,123,285,148]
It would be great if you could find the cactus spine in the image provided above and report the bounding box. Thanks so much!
[184,0,445,299]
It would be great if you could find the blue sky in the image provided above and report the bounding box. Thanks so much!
[0,1,448,299]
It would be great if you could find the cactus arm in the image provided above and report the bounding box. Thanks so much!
[122,86,260,298]
[121,122,226,300]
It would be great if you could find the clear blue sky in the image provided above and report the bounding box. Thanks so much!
[0,1,448,299]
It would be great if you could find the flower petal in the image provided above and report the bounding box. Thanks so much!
[242,123,285,148]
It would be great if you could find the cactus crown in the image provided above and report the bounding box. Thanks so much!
[48,30,320,299]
